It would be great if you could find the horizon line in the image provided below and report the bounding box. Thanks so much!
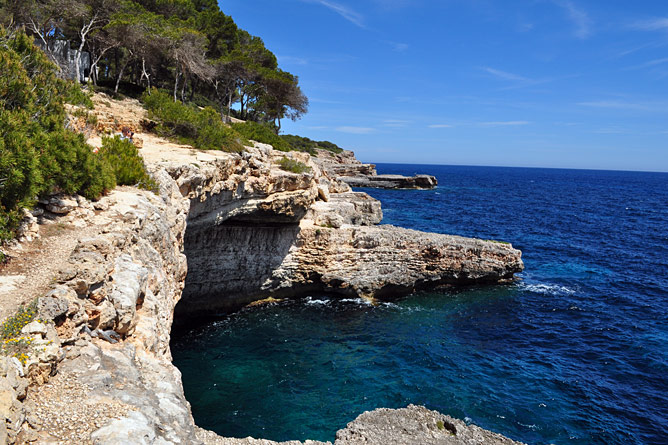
[359,161,668,175]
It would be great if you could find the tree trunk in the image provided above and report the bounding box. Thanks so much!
[140,57,151,92]
[226,94,233,123]
[173,69,180,102]
[114,61,127,94]
[180,75,187,103]
[74,40,85,83]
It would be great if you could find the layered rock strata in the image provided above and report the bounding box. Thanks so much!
[0,134,523,443]
[178,147,521,318]
[312,148,438,189]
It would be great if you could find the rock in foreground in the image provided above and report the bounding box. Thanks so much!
[336,405,525,445]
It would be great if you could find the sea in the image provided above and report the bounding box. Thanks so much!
[171,164,668,445]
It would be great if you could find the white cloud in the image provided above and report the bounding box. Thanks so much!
[631,17,668,32]
[307,0,365,28]
[479,121,530,127]
[383,119,411,128]
[578,100,650,111]
[391,42,409,52]
[336,126,376,134]
[428,124,454,128]
[551,0,592,39]
[483,67,530,82]
[278,56,308,66]
[625,57,668,70]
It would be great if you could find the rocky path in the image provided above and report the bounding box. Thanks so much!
[0,216,99,323]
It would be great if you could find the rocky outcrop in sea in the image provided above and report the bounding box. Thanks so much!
[312,148,438,189]
[0,103,523,443]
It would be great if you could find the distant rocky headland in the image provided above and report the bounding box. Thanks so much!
[0,94,524,444]
[313,149,438,189]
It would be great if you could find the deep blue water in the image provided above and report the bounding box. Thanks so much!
[172,165,668,444]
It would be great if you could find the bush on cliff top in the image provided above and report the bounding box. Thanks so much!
[280,134,344,155]
[0,27,114,241]
[98,136,156,191]
[231,121,292,152]
[142,89,246,153]
[277,156,312,174]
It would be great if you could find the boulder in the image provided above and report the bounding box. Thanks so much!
[109,255,148,335]
[38,291,72,321]
[335,405,525,445]
[42,195,79,214]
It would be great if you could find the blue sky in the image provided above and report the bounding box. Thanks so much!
[220,1,668,171]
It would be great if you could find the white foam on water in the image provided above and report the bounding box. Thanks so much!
[520,282,575,296]
[340,298,374,306]
[304,297,330,306]
[517,422,539,431]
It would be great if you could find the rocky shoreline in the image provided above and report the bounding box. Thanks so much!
[312,148,438,189]
[0,96,524,444]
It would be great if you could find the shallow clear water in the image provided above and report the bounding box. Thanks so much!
[172,165,668,444]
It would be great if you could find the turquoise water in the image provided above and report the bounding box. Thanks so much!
[172,165,668,444]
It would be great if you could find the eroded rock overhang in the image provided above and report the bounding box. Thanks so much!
[176,144,523,318]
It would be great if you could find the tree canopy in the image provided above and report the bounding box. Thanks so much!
[0,0,308,130]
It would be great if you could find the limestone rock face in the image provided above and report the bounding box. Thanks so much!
[287,225,523,298]
[178,147,522,317]
[309,192,383,228]
[335,405,525,445]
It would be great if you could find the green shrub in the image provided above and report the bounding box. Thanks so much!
[142,89,246,152]
[98,136,156,190]
[232,121,292,152]
[0,27,114,241]
[62,82,94,109]
[40,130,116,199]
[280,134,344,154]
[277,156,312,174]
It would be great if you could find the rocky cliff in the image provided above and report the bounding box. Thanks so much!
[178,146,521,318]
[0,96,524,444]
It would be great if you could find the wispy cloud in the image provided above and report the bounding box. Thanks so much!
[479,121,530,127]
[278,56,308,66]
[631,17,668,32]
[383,119,411,128]
[592,127,629,134]
[483,67,530,82]
[624,57,668,71]
[389,42,409,52]
[578,100,651,111]
[336,126,376,134]
[428,121,528,128]
[309,97,347,104]
[577,100,668,112]
[551,0,592,39]
[306,0,365,28]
